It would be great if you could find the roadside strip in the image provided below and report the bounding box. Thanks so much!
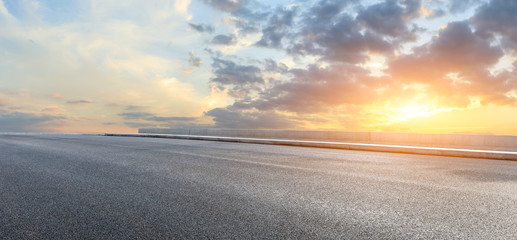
[105,133,517,161]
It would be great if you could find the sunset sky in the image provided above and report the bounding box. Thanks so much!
[1,0,516,134]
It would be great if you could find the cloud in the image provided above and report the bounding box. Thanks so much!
[51,93,64,99]
[471,0,517,51]
[118,111,198,128]
[389,21,509,106]
[148,116,198,122]
[203,0,243,12]
[0,98,8,106]
[209,57,264,98]
[67,100,93,105]
[188,50,202,67]
[255,6,297,48]
[0,0,9,17]
[0,111,65,132]
[426,8,446,19]
[205,107,299,129]
[202,0,268,37]
[391,21,503,75]
[229,62,393,113]
[309,0,350,20]
[175,0,192,14]
[41,107,65,114]
[263,58,288,73]
[124,105,147,111]
[449,0,483,14]
[287,5,392,64]
[357,0,421,39]
[118,112,154,120]
[119,111,197,122]
[211,34,237,45]
[188,22,214,33]
[224,17,260,36]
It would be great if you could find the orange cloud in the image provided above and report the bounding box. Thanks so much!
[67,100,93,105]
[41,107,65,114]
[419,7,432,16]
[51,93,64,98]
[0,98,9,105]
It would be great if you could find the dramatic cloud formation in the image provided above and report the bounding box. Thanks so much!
[197,0,517,131]
[1,0,517,134]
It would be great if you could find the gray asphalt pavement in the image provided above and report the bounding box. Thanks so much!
[1,134,517,239]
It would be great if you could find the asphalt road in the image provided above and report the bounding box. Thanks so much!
[1,134,517,239]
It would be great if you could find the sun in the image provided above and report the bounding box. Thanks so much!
[386,103,460,123]
[398,104,432,118]
[389,104,437,122]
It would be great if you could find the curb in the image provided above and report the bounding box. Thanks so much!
[104,133,517,161]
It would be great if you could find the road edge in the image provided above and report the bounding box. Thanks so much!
[105,133,517,161]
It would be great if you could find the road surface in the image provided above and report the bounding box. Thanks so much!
[1,134,517,239]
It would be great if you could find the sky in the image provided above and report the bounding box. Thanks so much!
[0,0,516,134]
